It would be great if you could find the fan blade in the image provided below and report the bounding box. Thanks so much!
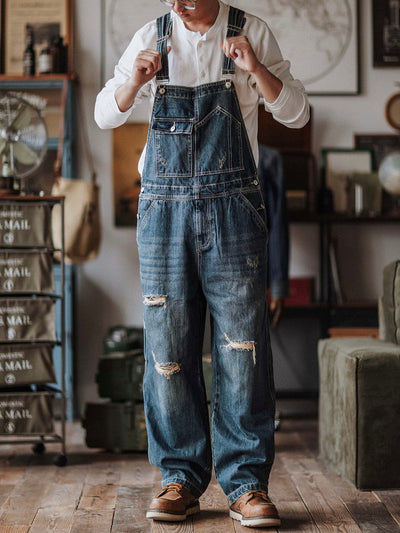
[13,141,38,166]
[11,104,32,131]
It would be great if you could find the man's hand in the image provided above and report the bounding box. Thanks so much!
[129,49,163,88]
[220,36,261,74]
[220,36,282,103]
[270,297,284,329]
[115,48,170,113]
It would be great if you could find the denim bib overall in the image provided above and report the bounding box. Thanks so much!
[137,6,275,503]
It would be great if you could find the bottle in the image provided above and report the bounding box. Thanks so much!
[38,41,52,74]
[0,157,14,192]
[49,36,60,74]
[23,25,36,76]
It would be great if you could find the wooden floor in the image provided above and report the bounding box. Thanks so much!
[0,407,399,532]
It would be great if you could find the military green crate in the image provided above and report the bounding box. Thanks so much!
[0,251,54,294]
[103,326,143,354]
[82,401,147,452]
[0,344,56,386]
[96,349,144,401]
[0,203,52,248]
[0,391,54,435]
[0,297,56,342]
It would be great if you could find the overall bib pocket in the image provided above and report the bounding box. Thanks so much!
[195,106,244,175]
[153,119,194,177]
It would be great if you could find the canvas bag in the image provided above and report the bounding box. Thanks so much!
[51,89,101,264]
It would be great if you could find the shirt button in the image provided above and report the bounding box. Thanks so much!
[253,180,259,186]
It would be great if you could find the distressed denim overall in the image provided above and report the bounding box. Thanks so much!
[137,6,275,504]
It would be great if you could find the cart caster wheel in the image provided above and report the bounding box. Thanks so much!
[32,442,45,455]
[53,454,67,467]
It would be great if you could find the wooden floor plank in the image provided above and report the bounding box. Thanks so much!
[28,506,75,533]
[69,509,114,533]
[274,500,318,532]
[0,475,53,526]
[119,455,155,486]
[374,491,400,527]
[78,483,119,511]
[291,472,363,532]
[112,485,152,533]
[39,482,82,509]
[0,527,30,533]
[346,501,400,533]
[194,481,234,533]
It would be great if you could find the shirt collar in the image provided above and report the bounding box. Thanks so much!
[171,0,228,41]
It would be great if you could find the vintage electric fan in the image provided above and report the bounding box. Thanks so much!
[0,92,48,194]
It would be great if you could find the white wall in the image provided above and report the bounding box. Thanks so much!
[74,1,400,412]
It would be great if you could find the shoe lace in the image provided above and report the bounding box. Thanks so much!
[246,490,271,503]
[159,483,183,496]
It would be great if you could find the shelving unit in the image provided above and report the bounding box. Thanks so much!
[0,74,77,419]
[287,211,400,331]
[0,195,67,466]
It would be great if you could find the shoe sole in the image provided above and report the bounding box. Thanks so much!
[146,503,200,521]
[229,508,281,528]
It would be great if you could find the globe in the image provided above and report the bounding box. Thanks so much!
[379,151,400,195]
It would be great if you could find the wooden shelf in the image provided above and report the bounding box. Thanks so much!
[288,211,400,223]
[0,73,78,89]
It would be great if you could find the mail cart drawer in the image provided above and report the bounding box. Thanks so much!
[0,251,54,294]
[0,344,56,387]
[0,298,56,342]
[0,203,52,248]
[0,391,54,435]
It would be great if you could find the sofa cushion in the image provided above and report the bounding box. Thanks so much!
[381,260,400,344]
[318,337,400,489]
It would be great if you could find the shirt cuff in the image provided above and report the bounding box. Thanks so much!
[263,82,290,112]
[269,279,289,299]
[112,92,135,117]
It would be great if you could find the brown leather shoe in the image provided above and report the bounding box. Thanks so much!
[229,490,281,528]
[146,483,200,521]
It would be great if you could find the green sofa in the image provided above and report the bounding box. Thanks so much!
[318,260,400,489]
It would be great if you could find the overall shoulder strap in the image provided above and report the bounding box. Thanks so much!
[222,6,246,76]
[156,12,172,83]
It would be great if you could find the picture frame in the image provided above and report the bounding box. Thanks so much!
[4,0,73,75]
[354,133,400,212]
[354,133,400,169]
[372,0,400,67]
[229,0,360,96]
[321,148,374,212]
[113,123,149,227]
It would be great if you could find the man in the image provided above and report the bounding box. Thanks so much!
[95,0,309,527]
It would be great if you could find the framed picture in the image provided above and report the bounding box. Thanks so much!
[321,148,374,212]
[229,0,360,95]
[4,0,72,75]
[354,133,400,169]
[113,123,149,227]
[373,0,400,67]
[354,133,400,212]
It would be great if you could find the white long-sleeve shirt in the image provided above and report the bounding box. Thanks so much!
[95,1,309,173]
